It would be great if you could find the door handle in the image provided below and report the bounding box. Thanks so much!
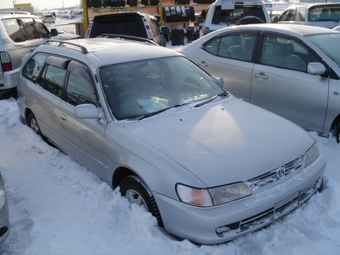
[254,72,268,79]
[59,113,67,122]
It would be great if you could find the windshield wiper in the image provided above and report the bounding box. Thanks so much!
[194,91,229,108]
[138,103,189,120]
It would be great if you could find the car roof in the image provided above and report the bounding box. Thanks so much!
[286,3,340,8]
[217,23,339,36]
[38,38,178,66]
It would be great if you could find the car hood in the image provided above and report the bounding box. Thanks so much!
[122,97,314,187]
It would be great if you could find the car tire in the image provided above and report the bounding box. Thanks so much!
[27,112,41,135]
[120,175,163,227]
[336,121,340,143]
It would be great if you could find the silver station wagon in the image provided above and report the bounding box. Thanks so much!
[13,38,326,244]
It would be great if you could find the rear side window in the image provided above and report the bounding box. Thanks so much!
[203,33,257,61]
[212,5,266,25]
[89,15,147,38]
[22,52,50,82]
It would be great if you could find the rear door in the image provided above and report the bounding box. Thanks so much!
[191,30,258,101]
[251,32,328,132]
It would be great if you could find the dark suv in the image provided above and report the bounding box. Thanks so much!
[85,12,166,46]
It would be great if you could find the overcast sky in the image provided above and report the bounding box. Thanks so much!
[0,0,81,10]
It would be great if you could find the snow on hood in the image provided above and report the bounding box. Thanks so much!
[122,98,314,187]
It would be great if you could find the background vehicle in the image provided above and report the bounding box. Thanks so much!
[42,14,55,24]
[199,0,271,37]
[85,12,166,46]
[177,24,340,142]
[273,3,340,28]
[0,13,58,97]
[45,23,81,39]
[12,37,325,244]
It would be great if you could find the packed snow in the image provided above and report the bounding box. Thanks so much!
[0,97,339,255]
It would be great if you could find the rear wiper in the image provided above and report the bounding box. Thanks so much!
[138,103,189,120]
[194,91,229,108]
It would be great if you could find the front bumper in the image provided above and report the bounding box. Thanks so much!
[154,156,326,245]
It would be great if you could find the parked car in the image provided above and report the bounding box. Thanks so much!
[273,3,340,29]
[11,37,326,245]
[333,24,340,31]
[42,14,55,24]
[44,23,81,40]
[199,0,271,37]
[0,13,59,98]
[0,171,9,244]
[85,12,166,46]
[176,24,340,143]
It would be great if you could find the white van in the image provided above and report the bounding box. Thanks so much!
[199,0,271,37]
[0,13,57,97]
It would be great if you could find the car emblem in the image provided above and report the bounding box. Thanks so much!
[276,167,286,180]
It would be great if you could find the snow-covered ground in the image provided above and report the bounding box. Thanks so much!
[0,97,339,254]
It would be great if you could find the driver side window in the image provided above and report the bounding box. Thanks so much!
[260,35,319,72]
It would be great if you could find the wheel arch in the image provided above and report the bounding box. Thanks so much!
[111,167,138,190]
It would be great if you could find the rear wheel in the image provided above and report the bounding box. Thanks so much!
[120,175,163,227]
[27,112,41,135]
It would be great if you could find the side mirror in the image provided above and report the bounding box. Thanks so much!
[50,28,58,37]
[75,104,102,119]
[215,77,224,88]
[307,62,327,75]
[272,16,279,23]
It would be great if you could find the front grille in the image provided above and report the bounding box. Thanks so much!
[216,176,323,238]
[246,156,305,192]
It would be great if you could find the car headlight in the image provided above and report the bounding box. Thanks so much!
[176,183,252,207]
[304,142,319,168]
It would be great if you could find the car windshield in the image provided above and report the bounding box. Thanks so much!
[306,33,340,66]
[99,56,226,120]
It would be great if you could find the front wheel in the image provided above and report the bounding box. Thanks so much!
[27,112,41,135]
[335,121,340,143]
[120,175,163,227]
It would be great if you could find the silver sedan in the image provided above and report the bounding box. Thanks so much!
[177,24,340,143]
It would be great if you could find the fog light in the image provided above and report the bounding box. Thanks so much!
[216,222,240,237]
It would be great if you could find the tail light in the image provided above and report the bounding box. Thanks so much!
[1,52,12,72]
[85,22,93,38]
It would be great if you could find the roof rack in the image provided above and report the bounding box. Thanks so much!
[98,34,159,46]
[0,11,30,15]
[43,40,88,54]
